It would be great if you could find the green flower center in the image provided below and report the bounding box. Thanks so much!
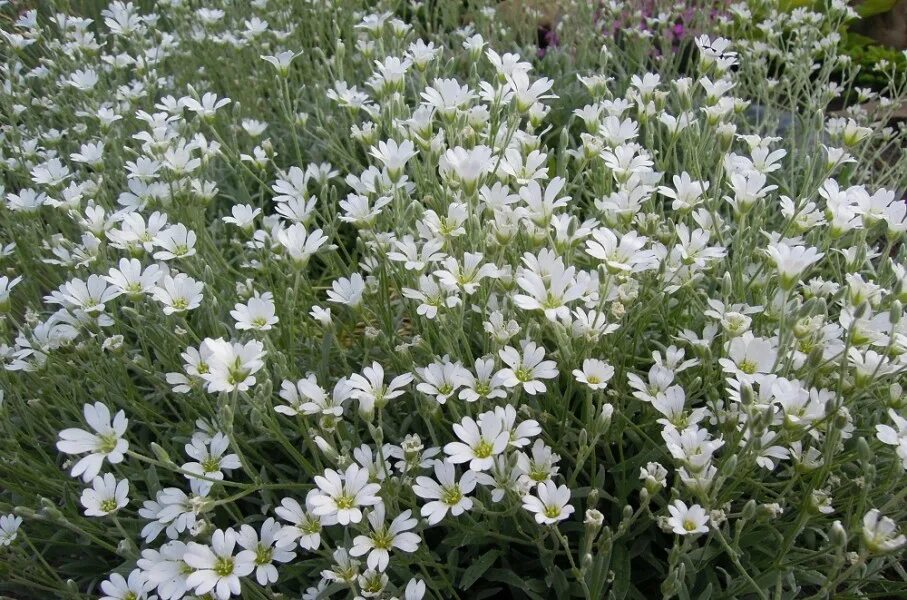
[372,529,394,550]
[544,505,561,519]
[739,359,757,375]
[441,485,463,506]
[515,367,533,382]
[201,457,221,473]
[473,439,493,459]
[542,294,562,309]
[100,498,119,513]
[97,434,119,454]
[214,556,235,577]
[335,494,355,510]
[255,544,273,565]
[530,467,548,482]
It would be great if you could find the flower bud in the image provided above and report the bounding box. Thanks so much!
[151,442,173,465]
[856,436,871,463]
[585,509,604,530]
[741,499,757,520]
[830,520,848,547]
[314,435,340,463]
[890,300,902,325]
[598,403,614,432]
[622,504,633,520]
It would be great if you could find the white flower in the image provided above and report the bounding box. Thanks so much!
[416,358,470,404]
[497,341,559,395]
[231,292,278,331]
[402,275,461,319]
[0,514,22,546]
[261,50,299,75]
[585,228,657,273]
[439,145,494,189]
[404,578,427,600]
[105,258,161,298]
[137,540,191,599]
[517,439,561,486]
[765,241,824,288]
[310,464,382,525]
[434,252,498,295]
[875,409,907,470]
[274,491,332,550]
[412,460,477,525]
[152,273,204,315]
[46,274,119,314]
[514,258,586,322]
[81,473,129,517]
[572,359,615,390]
[862,509,906,553]
[56,402,129,482]
[200,338,266,393]
[421,78,474,118]
[153,223,197,261]
[667,500,709,535]
[277,375,351,418]
[184,528,254,600]
[719,332,777,378]
[348,362,414,415]
[350,505,420,571]
[459,358,508,403]
[99,569,152,600]
[183,92,231,119]
[522,480,574,525]
[658,172,709,211]
[444,413,509,471]
[181,432,241,491]
[222,204,261,229]
[0,274,22,311]
[236,518,296,585]
[276,224,329,266]
[369,138,417,179]
[327,273,366,307]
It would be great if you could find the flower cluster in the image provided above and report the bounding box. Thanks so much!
[1,1,906,599]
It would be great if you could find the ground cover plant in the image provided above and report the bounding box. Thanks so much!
[1,0,907,598]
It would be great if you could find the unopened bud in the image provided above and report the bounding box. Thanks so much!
[739,382,754,406]
[38,498,64,521]
[587,488,600,506]
[806,345,823,368]
[150,442,172,465]
[13,506,37,519]
[622,504,633,520]
[585,509,604,529]
[598,403,614,432]
[313,435,340,463]
[890,300,902,325]
[741,499,756,520]
[830,520,848,547]
[857,437,871,463]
